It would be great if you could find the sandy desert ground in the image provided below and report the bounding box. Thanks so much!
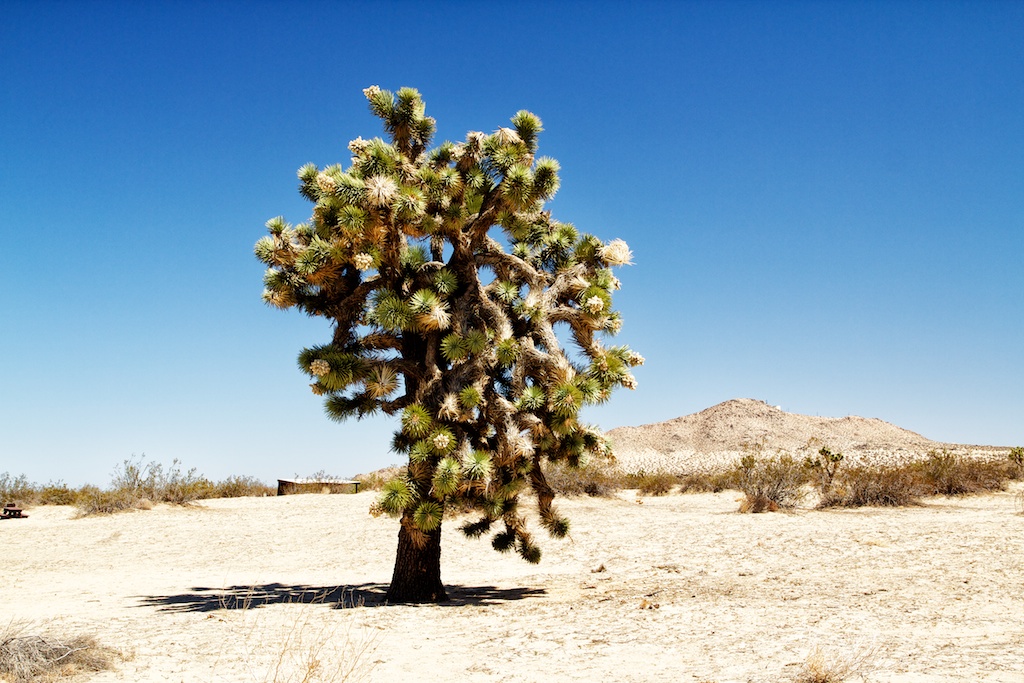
[3,488,1023,683]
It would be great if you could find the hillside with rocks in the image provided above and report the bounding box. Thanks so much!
[606,398,1009,473]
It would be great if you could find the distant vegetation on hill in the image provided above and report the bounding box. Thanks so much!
[1,456,276,515]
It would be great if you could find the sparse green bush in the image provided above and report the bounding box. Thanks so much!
[732,454,807,512]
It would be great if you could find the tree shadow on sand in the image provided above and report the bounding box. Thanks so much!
[136,582,546,613]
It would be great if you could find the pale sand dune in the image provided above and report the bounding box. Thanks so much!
[607,398,1013,474]
[3,489,1023,682]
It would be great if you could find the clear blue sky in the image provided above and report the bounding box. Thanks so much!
[3,1,1022,486]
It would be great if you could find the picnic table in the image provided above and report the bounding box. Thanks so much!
[2,503,27,519]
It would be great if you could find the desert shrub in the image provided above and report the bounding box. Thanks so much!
[911,450,1008,496]
[1008,447,1024,480]
[14,455,279,512]
[104,455,216,505]
[154,461,215,504]
[732,454,807,512]
[108,456,151,498]
[74,484,146,516]
[36,481,80,506]
[212,475,276,498]
[543,460,626,497]
[0,621,116,683]
[818,465,921,508]
[626,470,679,496]
[676,470,733,493]
[0,473,38,505]
[75,457,160,515]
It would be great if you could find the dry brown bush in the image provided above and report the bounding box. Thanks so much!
[35,483,79,507]
[732,455,807,512]
[910,450,1008,496]
[75,458,280,515]
[818,465,922,508]
[4,463,276,514]
[212,475,276,498]
[543,460,626,497]
[0,621,117,683]
[627,471,679,496]
[818,451,1013,509]
[792,641,878,683]
[676,470,735,493]
[73,485,147,516]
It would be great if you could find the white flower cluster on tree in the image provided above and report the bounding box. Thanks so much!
[599,239,633,266]
[353,253,374,271]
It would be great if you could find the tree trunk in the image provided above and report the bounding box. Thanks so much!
[385,511,447,604]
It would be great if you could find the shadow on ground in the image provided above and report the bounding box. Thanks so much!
[136,582,546,612]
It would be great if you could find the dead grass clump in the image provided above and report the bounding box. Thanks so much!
[792,642,878,683]
[543,460,625,497]
[818,465,921,508]
[0,621,117,683]
[732,455,807,512]
[221,589,378,683]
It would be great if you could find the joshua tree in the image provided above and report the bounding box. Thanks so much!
[255,86,641,603]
